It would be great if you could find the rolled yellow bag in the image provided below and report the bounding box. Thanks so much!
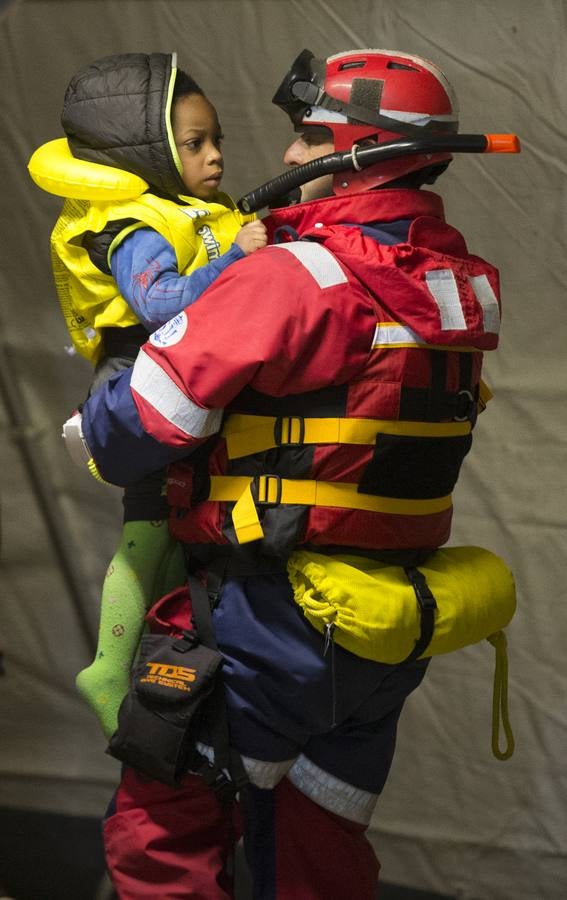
[287,546,516,759]
[288,546,515,663]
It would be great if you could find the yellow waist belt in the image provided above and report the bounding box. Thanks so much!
[213,415,468,543]
[287,546,516,761]
[222,414,472,459]
[208,474,453,545]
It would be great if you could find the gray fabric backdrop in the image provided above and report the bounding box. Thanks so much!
[0,2,565,897]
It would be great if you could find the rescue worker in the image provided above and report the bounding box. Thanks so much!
[71,49,503,899]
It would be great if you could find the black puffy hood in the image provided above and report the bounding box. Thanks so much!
[61,52,186,198]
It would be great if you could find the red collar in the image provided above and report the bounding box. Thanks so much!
[264,188,445,239]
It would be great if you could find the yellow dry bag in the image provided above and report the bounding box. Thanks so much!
[287,546,516,760]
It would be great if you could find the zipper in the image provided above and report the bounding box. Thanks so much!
[323,622,337,728]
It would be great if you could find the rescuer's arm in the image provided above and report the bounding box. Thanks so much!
[77,245,375,485]
[75,366,198,485]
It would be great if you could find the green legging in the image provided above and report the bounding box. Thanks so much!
[76,520,185,738]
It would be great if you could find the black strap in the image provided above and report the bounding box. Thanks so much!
[103,324,149,358]
[398,349,478,423]
[187,569,249,802]
[458,351,473,393]
[403,566,438,661]
[427,350,448,420]
[187,572,219,650]
[293,82,451,138]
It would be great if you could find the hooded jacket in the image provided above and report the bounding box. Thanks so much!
[62,51,186,198]
[44,52,252,364]
[80,186,501,562]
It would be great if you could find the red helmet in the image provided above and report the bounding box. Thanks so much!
[273,48,459,194]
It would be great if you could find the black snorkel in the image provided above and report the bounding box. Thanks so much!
[237,132,520,214]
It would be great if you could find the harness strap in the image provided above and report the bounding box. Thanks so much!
[207,475,452,545]
[403,566,438,661]
[187,570,248,802]
[428,350,449,420]
[478,378,493,412]
[222,415,471,460]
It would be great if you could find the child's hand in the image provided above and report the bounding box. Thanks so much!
[235,220,268,255]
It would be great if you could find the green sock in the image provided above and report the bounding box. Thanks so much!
[76,520,179,739]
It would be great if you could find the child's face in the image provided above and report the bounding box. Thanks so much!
[173,93,224,199]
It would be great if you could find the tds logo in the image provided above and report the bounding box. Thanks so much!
[141,662,197,693]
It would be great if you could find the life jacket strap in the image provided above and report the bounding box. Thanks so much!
[207,474,452,545]
[186,569,249,800]
[403,566,438,662]
[222,415,472,460]
[478,378,494,412]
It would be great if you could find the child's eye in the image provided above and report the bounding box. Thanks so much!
[185,139,201,151]
[214,134,224,149]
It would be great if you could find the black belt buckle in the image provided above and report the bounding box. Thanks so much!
[274,416,305,446]
[252,474,283,507]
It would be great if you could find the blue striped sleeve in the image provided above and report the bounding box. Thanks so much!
[110,228,245,331]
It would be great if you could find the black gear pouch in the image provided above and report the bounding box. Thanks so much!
[107,631,223,787]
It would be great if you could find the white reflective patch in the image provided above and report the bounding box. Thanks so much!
[381,108,458,127]
[195,743,295,789]
[150,312,188,348]
[305,107,456,129]
[131,349,223,438]
[288,754,378,825]
[468,273,500,334]
[372,321,425,348]
[274,242,348,289]
[303,107,348,125]
[425,269,467,331]
[240,756,295,789]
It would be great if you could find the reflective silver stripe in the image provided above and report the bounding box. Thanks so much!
[195,743,295,789]
[306,106,456,129]
[241,755,295,789]
[372,321,425,347]
[274,242,348,289]
[288,754,378,825]
[425,268,467,331]
[306,107,349,125]
[468,273,500,334]
[131,349,223,438]
[381,108,457,127]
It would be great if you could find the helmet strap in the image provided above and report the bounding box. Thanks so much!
[293,81,451,138]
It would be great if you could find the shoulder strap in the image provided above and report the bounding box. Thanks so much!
[187,569,249,802]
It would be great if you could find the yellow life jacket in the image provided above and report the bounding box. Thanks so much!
[29,138,255,364]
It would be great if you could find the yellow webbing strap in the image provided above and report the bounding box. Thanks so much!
[487,631,515,760]
[222,415,472,460]
[208,475,452,544]
[478,379,494,413]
